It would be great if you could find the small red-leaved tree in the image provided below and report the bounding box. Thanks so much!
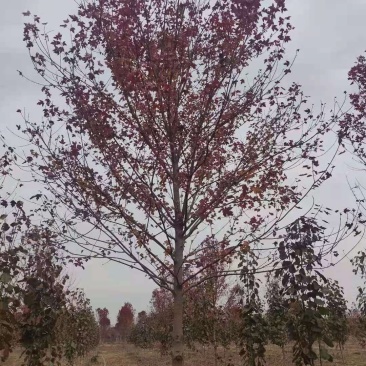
[13,0,346,364]
[150,287,174,354]
[96,307,111,342]
[116,302,135,341]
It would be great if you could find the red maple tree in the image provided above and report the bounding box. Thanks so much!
[14,0,344,364]
[96,307,111,342]
[115,302,135,341]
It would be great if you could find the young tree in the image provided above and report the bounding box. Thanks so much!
[264,273,289,362]
[0,202,99,365]
[351,251,366,347]
[183,236,230,363]
[223,284,242,348]
[238,250,268,366]
[18,240,69,366]
[116,302,135,342]
[274,217,339,366]
[323,280,348,353]
[129,310,155,348]
[0,204,27,362]
[96,307,111,342]
[57,291,100,364]
[150,287,174,354]
[14,0,348,364]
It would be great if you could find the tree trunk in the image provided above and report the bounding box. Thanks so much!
[171,154,185,366]
[172,235,184,366]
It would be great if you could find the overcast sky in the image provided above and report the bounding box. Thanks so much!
[1,0,366,323]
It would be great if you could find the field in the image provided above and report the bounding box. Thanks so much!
[95,342,366,366]
[3,340,366,366]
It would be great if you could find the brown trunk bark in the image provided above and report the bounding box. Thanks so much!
[172,235,184,366]
[171,153,184,366]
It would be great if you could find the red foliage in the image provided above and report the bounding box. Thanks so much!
[115,302,135,340]
[96,307,111,342]
[96,308,111,328]
[16,0,343,364]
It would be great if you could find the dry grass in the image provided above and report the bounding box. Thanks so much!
[93,340,366,366]
[3,340,366,366]
[2,349,98,366]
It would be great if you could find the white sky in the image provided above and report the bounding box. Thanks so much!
[1,0,366,322]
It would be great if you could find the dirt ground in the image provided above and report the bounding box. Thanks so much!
[3,340,366,366]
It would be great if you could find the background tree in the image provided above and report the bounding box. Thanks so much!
[264,273,289,363]
[183,236,231,363]
[13,0,352,364]
[116,302,135,342]
[149,287,174,355]
[57,291,100,364]
[351,251,366,347]
[237,250,268,366]
[129,311,155,349]
[323,280,348,352]
[96,307,111,343]
[223,284,243,349]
